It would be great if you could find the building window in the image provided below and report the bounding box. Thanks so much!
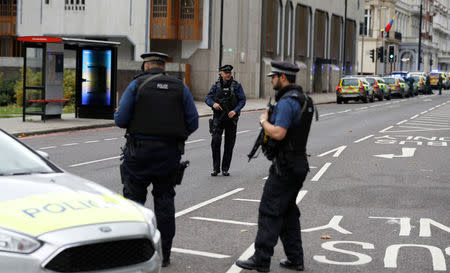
[361,9,371,36]
[45,0,49,4]
[65,0,85,11]
[181,0,195,20]
[153,0,167,18]
[295,4,308,59]
[283,1,293,59]
[262,0,280,57]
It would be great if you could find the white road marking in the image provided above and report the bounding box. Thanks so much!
[356,107,368,110]
[263,176,268,180]
[396,120,408,125]
[296,190,308,204]
[379,126,393,133]
[186,139,205,144]
[373,148,416,159]
[171,247,230,259]
[420,111,428,114]
[410,114,419,119]
[175,188,244,218]
[191,217,257,226]
[354,135,374,143]
[69,156,120,167]
[85,140,100,143]
[104,138,117,141]
[406,122,449,128]
[237,130,251,134]
[226,244,255,273]
[337,109,351,113]
[311,162,332,182]
[317,145,347,157]
[321,113,335,117]
[62,143,78,146]
[39,146,56,150]
[233,198,260,203]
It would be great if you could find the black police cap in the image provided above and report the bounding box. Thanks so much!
[219,64,233,72]
[141,52,169,63]
[266,61,300,77]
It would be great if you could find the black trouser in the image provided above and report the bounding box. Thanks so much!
[254,164,307,266]
[211,117,237,172]
[120,141,178,262]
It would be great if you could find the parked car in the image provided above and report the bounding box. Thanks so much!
[383,77,407,98]
[0,129,162,273]
[365,76,391,101]
[336,77,373,104]
[410,75,426,94]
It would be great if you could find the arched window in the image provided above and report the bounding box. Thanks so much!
[283,1,294,59]
[295,4,309,60]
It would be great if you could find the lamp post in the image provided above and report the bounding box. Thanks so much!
[380,6,387,76]
[418,0,423,71]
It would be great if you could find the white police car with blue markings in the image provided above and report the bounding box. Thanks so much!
[0,129,162,273]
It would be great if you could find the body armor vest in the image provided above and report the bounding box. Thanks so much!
[214,79,239,116]
[127,71,186,139]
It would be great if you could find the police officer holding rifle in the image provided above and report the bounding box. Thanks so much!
[237,61,315,272]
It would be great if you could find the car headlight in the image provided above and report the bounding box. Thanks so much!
[0,228,41,254]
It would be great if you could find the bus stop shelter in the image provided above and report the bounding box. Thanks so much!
[18,36,119,121]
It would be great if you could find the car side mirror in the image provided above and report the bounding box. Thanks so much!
[37,150,50,160]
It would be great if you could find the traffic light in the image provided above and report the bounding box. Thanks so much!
[369,49,375,62]
[388,45,395,63]
[377,47,384,61]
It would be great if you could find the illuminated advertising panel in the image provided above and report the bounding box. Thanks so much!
[81,49,111,106]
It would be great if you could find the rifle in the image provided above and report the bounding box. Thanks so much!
[247,97,274,162]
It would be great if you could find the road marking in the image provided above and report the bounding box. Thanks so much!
[171,247,230,259]
[233,198,260,202]
[396,120,408,125]
[406,122,449,128]
[379,126,393,133]
[354,135,374,143]
[186,139,205,144]
[85,140,100,143]
[175,188,244,218]
[104,138,117,141]
[191,217,257,226]
[317,145,347,158]
[69,156,120,167]
[356,107,368,110]
[420,111,428,114]
[237,130,251,134]
[321,113,335,117]
[311,162,332,182]
[263,176,268,180]
[296,190,308,204]
[410,115,419,119]
[62,143,78,146]
[226,244,255,273]
[373,148,416,159]
[39,146,56,150]
[337,109,351,113]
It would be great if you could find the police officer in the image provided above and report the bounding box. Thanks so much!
[426,74,432,95]
[236,61,314,272]
[438,73,443,95]
[406,76,415,97]
[114,52,199,267]
[205,64,246,176]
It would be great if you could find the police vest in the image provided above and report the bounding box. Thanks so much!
[278,88,314,155]
[127,72,186,139]
[214,80,239,113]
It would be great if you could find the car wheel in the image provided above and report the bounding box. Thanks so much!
[379,94,384,101]
[343,99,349,104]
[337,97,343,104]
[362,95,368,103]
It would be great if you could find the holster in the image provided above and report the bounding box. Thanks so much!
[173,160,190,185]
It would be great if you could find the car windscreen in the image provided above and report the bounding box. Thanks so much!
[341,79,359,86]
[0,132,56,176]
[384,78,396,84]
[412,76,421,82]
[365,78,375,85]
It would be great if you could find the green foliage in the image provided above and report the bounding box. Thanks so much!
[63,69,76,105]
[14,68,43,107]
[0,73,19,106]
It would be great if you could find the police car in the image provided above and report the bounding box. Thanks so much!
[0,129,162,272]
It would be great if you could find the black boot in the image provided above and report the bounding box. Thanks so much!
[162,258,170,267]
[280,258,304,271]
[222,171,230,176]
[211,170,220,176]
[235,256,270,272]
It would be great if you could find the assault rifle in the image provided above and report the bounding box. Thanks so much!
[247,97,274,162]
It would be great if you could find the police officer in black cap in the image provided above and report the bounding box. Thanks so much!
[114,52,199,267]
[205,64,246,176]
[236,61,315,272]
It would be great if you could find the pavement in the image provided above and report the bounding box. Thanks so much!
[0,93,335,137]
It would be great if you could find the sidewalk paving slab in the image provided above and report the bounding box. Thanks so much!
[0,93,335,137]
